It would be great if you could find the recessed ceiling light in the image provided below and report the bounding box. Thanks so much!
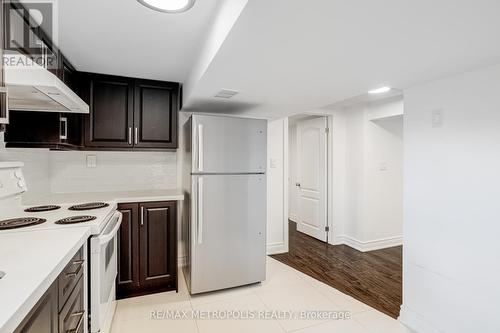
[368,86,392,94]
[137,0,195,13]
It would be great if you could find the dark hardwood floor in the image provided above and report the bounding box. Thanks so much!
[271,221,402,318]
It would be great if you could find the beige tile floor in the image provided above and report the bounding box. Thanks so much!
[110,257,413,333]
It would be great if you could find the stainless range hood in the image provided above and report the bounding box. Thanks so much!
[3,52,89,114]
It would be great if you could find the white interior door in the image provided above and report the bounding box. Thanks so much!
[296,117,328,242]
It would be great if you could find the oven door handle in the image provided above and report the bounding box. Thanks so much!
[97,212,122,246]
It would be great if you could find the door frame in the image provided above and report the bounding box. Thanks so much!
[286,112,334,244]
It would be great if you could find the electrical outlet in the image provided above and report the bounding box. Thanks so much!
[86,155,97,168]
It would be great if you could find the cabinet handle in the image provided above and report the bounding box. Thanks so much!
[67,311,85,333]
[66,260,84,278]
[60,117,68,140]
[128,127,132,145]
[134,127,138,145]
[140,206,144,226]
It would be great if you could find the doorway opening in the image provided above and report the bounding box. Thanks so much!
[273,96,404,318]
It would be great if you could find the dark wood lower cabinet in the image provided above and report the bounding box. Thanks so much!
[14,246,86,333]
[117,201,177,299]
[14,283,58,333]
[116,203,140,298]
[58,278,84,333]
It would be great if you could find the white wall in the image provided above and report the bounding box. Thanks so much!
[400,64,500,333]
[329,98,404,251]
[267,117,288,254]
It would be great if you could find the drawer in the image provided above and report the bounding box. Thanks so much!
[58,247,84,311]
[59,276,85,333]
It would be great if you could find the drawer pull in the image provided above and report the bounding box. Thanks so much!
[66,260,84,278]
[67,311,85,333]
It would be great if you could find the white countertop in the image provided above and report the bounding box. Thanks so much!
[0,227,91,333]
[22,189,184,205]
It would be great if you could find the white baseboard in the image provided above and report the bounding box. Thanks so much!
[333,235,403,252]
[399,305,441,333]
[267,242,288,255]
[288,214,298,223]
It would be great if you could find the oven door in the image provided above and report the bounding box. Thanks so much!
[90,211,122,333]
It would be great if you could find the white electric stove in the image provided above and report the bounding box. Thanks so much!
[0,161,121,333]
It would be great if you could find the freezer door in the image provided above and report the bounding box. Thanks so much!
[191,115,267,174]
[190,174,266,294]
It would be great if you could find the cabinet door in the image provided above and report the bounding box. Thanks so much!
[139,201,177,292]
[58,52,76,89]
[14,283,58,333]
[84,74,134,148]
[116,203,140,299]
[133,80,178,149]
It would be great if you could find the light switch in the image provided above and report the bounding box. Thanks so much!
[432,109,444,128]
[86,155,97,168]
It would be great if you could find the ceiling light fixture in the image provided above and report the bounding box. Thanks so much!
[137,0,195,13]
[368,86,392,94]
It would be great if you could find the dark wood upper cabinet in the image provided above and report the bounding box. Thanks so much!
[82,74,134,148]
[133,80,178,149]
[117,201,177,299]
[82,74,179,151]
[59,52,76,89]
[4,111,82,150]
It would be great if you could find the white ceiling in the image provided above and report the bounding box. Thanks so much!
[183,0,500,118]
[56,0,500,119]
[57,0,219,82]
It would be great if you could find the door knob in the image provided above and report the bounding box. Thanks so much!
[296,183,301,187]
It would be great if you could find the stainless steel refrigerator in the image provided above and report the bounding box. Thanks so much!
[183,114,267,294]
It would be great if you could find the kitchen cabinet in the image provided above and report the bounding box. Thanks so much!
[4,111,83,150]
[117,201,177,299]
[14,283,58,333]
[116,203,140,298]
[81,73,179,150]
[133,80,178,149]
[82,74,134,149]
[59,52,77,90]
[14,246,86,333]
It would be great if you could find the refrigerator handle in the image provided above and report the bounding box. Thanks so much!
[197,124,204,172]
[197,177,204,244]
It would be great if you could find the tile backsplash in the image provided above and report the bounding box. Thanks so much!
[49,150,178,193]
[0,144,179,197]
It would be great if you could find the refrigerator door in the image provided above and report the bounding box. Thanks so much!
[190,174,266,294]
[191,115,267,174]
